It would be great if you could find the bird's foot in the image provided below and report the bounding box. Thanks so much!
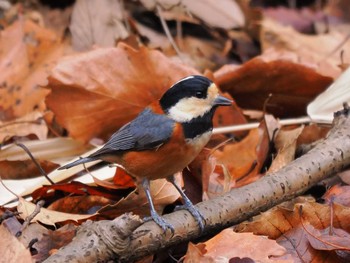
[143,211,175,234]
[175,202,205,232]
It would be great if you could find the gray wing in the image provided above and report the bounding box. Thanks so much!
[89,108,174,158]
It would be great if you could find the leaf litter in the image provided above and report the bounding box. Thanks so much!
[1,1,350,262]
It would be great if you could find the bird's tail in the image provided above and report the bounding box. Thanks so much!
[58,157,96,170]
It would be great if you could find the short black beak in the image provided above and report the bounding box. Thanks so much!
[214,95,232,106]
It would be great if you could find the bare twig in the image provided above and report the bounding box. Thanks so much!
[16,200,45,237]
[156,5,183,59]
[15,142,54,184]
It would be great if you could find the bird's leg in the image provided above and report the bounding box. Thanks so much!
[141,178,175,234]
[167,175,205,232]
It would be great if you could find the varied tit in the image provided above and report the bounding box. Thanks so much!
[59,75,232,232]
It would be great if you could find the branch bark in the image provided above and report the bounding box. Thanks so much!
[44,107,350,263]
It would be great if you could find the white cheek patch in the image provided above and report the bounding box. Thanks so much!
[168,97,212,122]
[168,83,219,122]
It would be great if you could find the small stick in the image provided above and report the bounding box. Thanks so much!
[156,5,183,59]
[16,200,45,237]
[15,142,54,184]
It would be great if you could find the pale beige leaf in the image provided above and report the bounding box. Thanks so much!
[183,0,245,29]
[0,111,47,142]
[0,224,33,263]
[17,197,95,226]
[268,126,304,173]
[307,66,350,123]
[261,18,350,78]
[70,0,129,51]
[98,178,181,217]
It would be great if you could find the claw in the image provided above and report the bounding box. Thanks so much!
[174,203,205,232]
[143,212,175,234]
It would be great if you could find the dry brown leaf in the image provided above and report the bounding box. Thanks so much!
[277,225,341,263]
[0,17,65,121]
[45,43,198,142]
[17,197,96,226]
[0,224,33,263]
[260,18,350,78]
[235,199,350,240]
[302,222,350,251]
[70,0,129,51]
[268,126,304,173]
[48,195,112,214]
[98,178,180,218]
[184,229,290,263]
[323,185,350,207]
[19,223,76,263]
[0,111,47,142]
[214,48,333,118]
[0,159,58,180]
[212,122,270,187]
[296,123,329,146]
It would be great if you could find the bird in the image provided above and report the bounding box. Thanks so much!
[59,75,232,233]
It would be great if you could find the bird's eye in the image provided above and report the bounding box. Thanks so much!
[195,91,205,98]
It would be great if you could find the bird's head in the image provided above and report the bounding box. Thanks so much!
[160,75,232,122]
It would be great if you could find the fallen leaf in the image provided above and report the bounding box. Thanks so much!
[140,0,245,29]
[214,49,333,118]
[0,17,65,121]
[184,229,290,262]
[45,43,198,142]
[260,18,350,78]
[31,181,121,202]
[212,120,271,187]
[323,185,350,207]
[98,178,180,218]
[70,0,129,51]
[268,126,304,173]
[302,222,350,251]
[112,167,136,189]
[296,123,329,146]
[0,159,58,179]
[234,199,350,240]
[0,137,92,162]
[48,195,112,215]
[0,224,33,263]
[18,223,76,262]
[0,110,47,142]
[277,225,340,263]
[17,197,96,226]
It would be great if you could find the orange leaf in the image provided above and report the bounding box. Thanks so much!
[184,229,290,262]
[45,43,198,142]
[214,49,333,118]
[113,167,136,189]
[98,178,180,218]
[0,17,64,120]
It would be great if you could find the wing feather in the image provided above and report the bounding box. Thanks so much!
[89,108,174,158]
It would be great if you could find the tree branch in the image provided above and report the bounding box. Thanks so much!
[44,106,350,263]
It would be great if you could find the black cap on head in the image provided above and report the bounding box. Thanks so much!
[160,75,213,111]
